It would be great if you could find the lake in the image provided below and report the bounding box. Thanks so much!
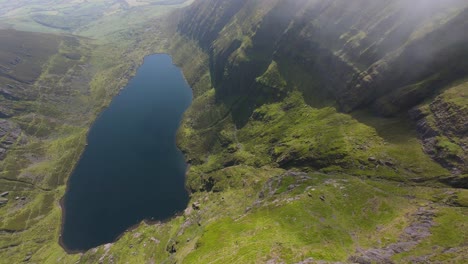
[61,54,192,251]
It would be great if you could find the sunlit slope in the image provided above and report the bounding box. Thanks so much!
[0,29,93,263]
[161,0,468,262]
[0,5,183,262]
[0,0,467,263]
[75,0,468,261]
[177,0,468,173]
[0,0,193,37]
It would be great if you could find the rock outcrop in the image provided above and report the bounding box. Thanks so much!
[410,81,468,174]
[177,0,468,170]
[0,119,25,160]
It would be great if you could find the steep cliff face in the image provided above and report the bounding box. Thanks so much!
[179,0,468,108]
[169,2,468,259]
[177,0,468,170]
[177,0,248,50]
[1,1,464,262]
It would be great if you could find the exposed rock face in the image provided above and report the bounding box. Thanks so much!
[0,197,8,206]
[0,119,25,160]
[349,206,436,264]
[410,81,468,174]
[178,0,468,113]
[177,0,468,168]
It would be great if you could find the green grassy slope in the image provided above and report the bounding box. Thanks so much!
[0,0,193,35]
[75,15,467,261]
[410,81,468,174]
[0,33,113,262]
[0,0,467,263]
[177,0,468,172]
[166,0,468,262]
[0,2,191,262]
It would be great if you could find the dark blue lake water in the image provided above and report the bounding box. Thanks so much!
[61,54,192,251]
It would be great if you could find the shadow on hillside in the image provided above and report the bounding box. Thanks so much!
[350,110,420,145]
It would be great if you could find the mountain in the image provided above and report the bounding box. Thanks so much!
[0,0,467,263]
[81,1,466,262]
[176,0,468,174]
[157,0,468,262]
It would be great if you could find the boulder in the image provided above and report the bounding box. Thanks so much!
[192,202,201,210]
[0,197,8,206]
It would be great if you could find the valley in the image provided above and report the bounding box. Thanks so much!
[0,0,467,263]
[62,54,191,252]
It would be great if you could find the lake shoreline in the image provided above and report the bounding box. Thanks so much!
[59,53,193,253]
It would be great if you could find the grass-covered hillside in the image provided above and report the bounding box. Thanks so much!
[0,1,192,262]
[177,0,468,173]
[171,0,468,262]
[0,0,467,263]
[0,28,144,263]
[76,0,467,262]
[0,0,193,34]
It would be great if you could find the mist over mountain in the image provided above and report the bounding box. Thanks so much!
[177,0,467,172]
[0,0,467,263]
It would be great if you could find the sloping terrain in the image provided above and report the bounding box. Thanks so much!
[0,1,204,262]
[168,0,468,262]
[73,1,467,263]
[0,28,97,258]
[177,0,468,173]
[0,15,177,263]
[0,29,68,159]
[0,0,467,263]
[0,0,193,39]
[0,29,60,161]
[411,81,468,175]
